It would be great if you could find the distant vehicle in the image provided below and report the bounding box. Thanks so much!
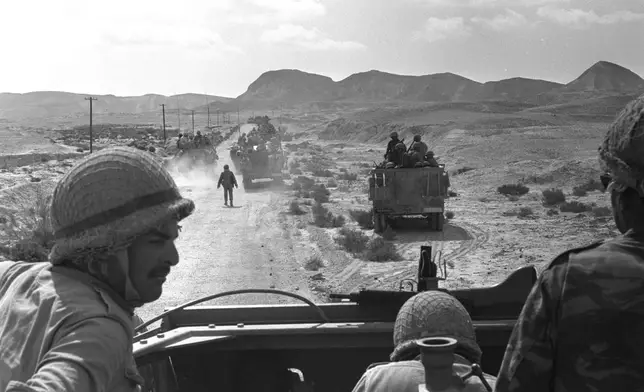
[368,164,451,232]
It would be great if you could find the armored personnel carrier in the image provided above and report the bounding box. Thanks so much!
[369,163,451,233]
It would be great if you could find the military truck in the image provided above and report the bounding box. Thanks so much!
[133,245,536,392]
[238,146,286,188]
[171,136,219,172]
[369,164,450,233]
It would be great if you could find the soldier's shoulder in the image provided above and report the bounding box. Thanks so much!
[545,239,607,270]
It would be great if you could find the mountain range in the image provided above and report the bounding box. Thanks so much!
[1,61,643,119]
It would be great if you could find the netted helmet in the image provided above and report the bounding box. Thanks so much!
[427,151,435,157]
[413,135,421,142]
[390,131,398,139]
[598,94,644,195]
[391,291,482,364]
[224,164,230,170]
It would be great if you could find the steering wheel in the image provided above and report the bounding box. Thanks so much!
[135,288,331,335]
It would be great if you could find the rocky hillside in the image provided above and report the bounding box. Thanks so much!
[0,92,231,120]
[230,61,643,109]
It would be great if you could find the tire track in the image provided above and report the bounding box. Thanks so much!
[335,220,490,293]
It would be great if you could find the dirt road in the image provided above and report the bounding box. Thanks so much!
[137,134,312,322]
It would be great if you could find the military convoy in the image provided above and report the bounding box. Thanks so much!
[133,245,536,392]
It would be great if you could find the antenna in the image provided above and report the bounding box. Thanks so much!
[85,97,98,153]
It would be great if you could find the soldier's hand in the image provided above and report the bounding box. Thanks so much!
[217,185,220,189]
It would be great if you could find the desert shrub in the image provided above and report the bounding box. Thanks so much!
[445,211,455,220]
[0,186,54,262]
[592,206,611,217]
[335,227,369,253]
[290,167,303,175]
[518,207,533,217]
[572,187,587,197]
[289,200,306,215]
[282,134,293,142]
[311,184,330,203]
[560,201,591,213]
[311,202,345,228]
[327,179,338,188]
[362,237,403,262]
[304,254,324,271]
[312,169,334,177]
[497,184,529,196]
[349,209,374,230]
[576,178,605,194]
[338,172,358,181]
[292,175,315,191]
[542,188,566,206]
[547,208,559,216]
[452,167,475,176]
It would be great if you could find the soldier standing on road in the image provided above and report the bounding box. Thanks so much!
[0,146,195,392]
[495,94,644,392]
[217,164,239,207]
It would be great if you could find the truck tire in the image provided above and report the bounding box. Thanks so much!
[374,213,387,233]
[436,213,445,231]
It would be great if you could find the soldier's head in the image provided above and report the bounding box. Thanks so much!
[598,94,644,233]
[178,133,183,138]
[427,151,435,157]
[48,147,195,307]
[391,291,482,364]
[413,135,421,142]
[390,131,399,140]
[224,164,230,171]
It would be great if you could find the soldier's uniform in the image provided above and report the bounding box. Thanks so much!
[495,235,644,391]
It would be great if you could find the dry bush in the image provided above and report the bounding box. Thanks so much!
[542,188,566,206]
[338,172,358,181]
[592,206,612,217]
[0,185,54,262]
[349,209,374,230]
[452,167,475,176]
[573,178,605,196]
[362,237,403,262]
[289,200,306,215]
[327,179,338,188]
[335,227,369,253]
[304,254,324,271]
[445,211,455,220]
[497,184,530,197]
[560,201,591,213]
[312,169,334,177]
[311,202,345,228]
[311,184,330,204]
[502,207,534,218]
[292,176,315,192]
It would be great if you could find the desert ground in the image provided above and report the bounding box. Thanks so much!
[0,102,621,323]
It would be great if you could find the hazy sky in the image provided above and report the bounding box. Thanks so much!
[1,0,643,98]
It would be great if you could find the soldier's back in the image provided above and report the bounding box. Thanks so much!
[554,232,644,391]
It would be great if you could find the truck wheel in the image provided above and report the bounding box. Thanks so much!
[436,213,445,231]
[373,213,383,233]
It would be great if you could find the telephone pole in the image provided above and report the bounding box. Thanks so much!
[177,109,181,132]
[85,97,97,153]
[191,110,195,134]
[207,106,210,128]
[216,110,220,126]
[160,104,167,143]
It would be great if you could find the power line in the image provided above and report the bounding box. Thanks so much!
[85,97,98,153]
[160,104,167,143]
